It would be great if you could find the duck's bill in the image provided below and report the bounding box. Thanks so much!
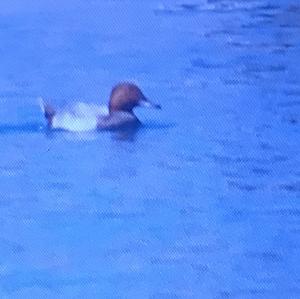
[139,99,161,109]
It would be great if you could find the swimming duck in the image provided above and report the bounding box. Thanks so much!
[40,83,161,131]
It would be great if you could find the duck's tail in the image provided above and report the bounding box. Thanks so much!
[38,97,56,126]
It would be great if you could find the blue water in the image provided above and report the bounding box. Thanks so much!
[0,0,300,298]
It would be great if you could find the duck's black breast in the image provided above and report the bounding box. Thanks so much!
[97,112,141,131]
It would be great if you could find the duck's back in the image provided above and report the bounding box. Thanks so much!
[51,103,108,132]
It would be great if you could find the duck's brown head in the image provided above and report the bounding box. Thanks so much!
[108,83,161,114]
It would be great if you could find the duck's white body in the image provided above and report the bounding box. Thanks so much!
[40,100,108,132]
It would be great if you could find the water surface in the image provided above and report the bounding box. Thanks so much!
[0,0,299,298]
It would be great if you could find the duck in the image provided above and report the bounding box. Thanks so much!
[40,82,161,132]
